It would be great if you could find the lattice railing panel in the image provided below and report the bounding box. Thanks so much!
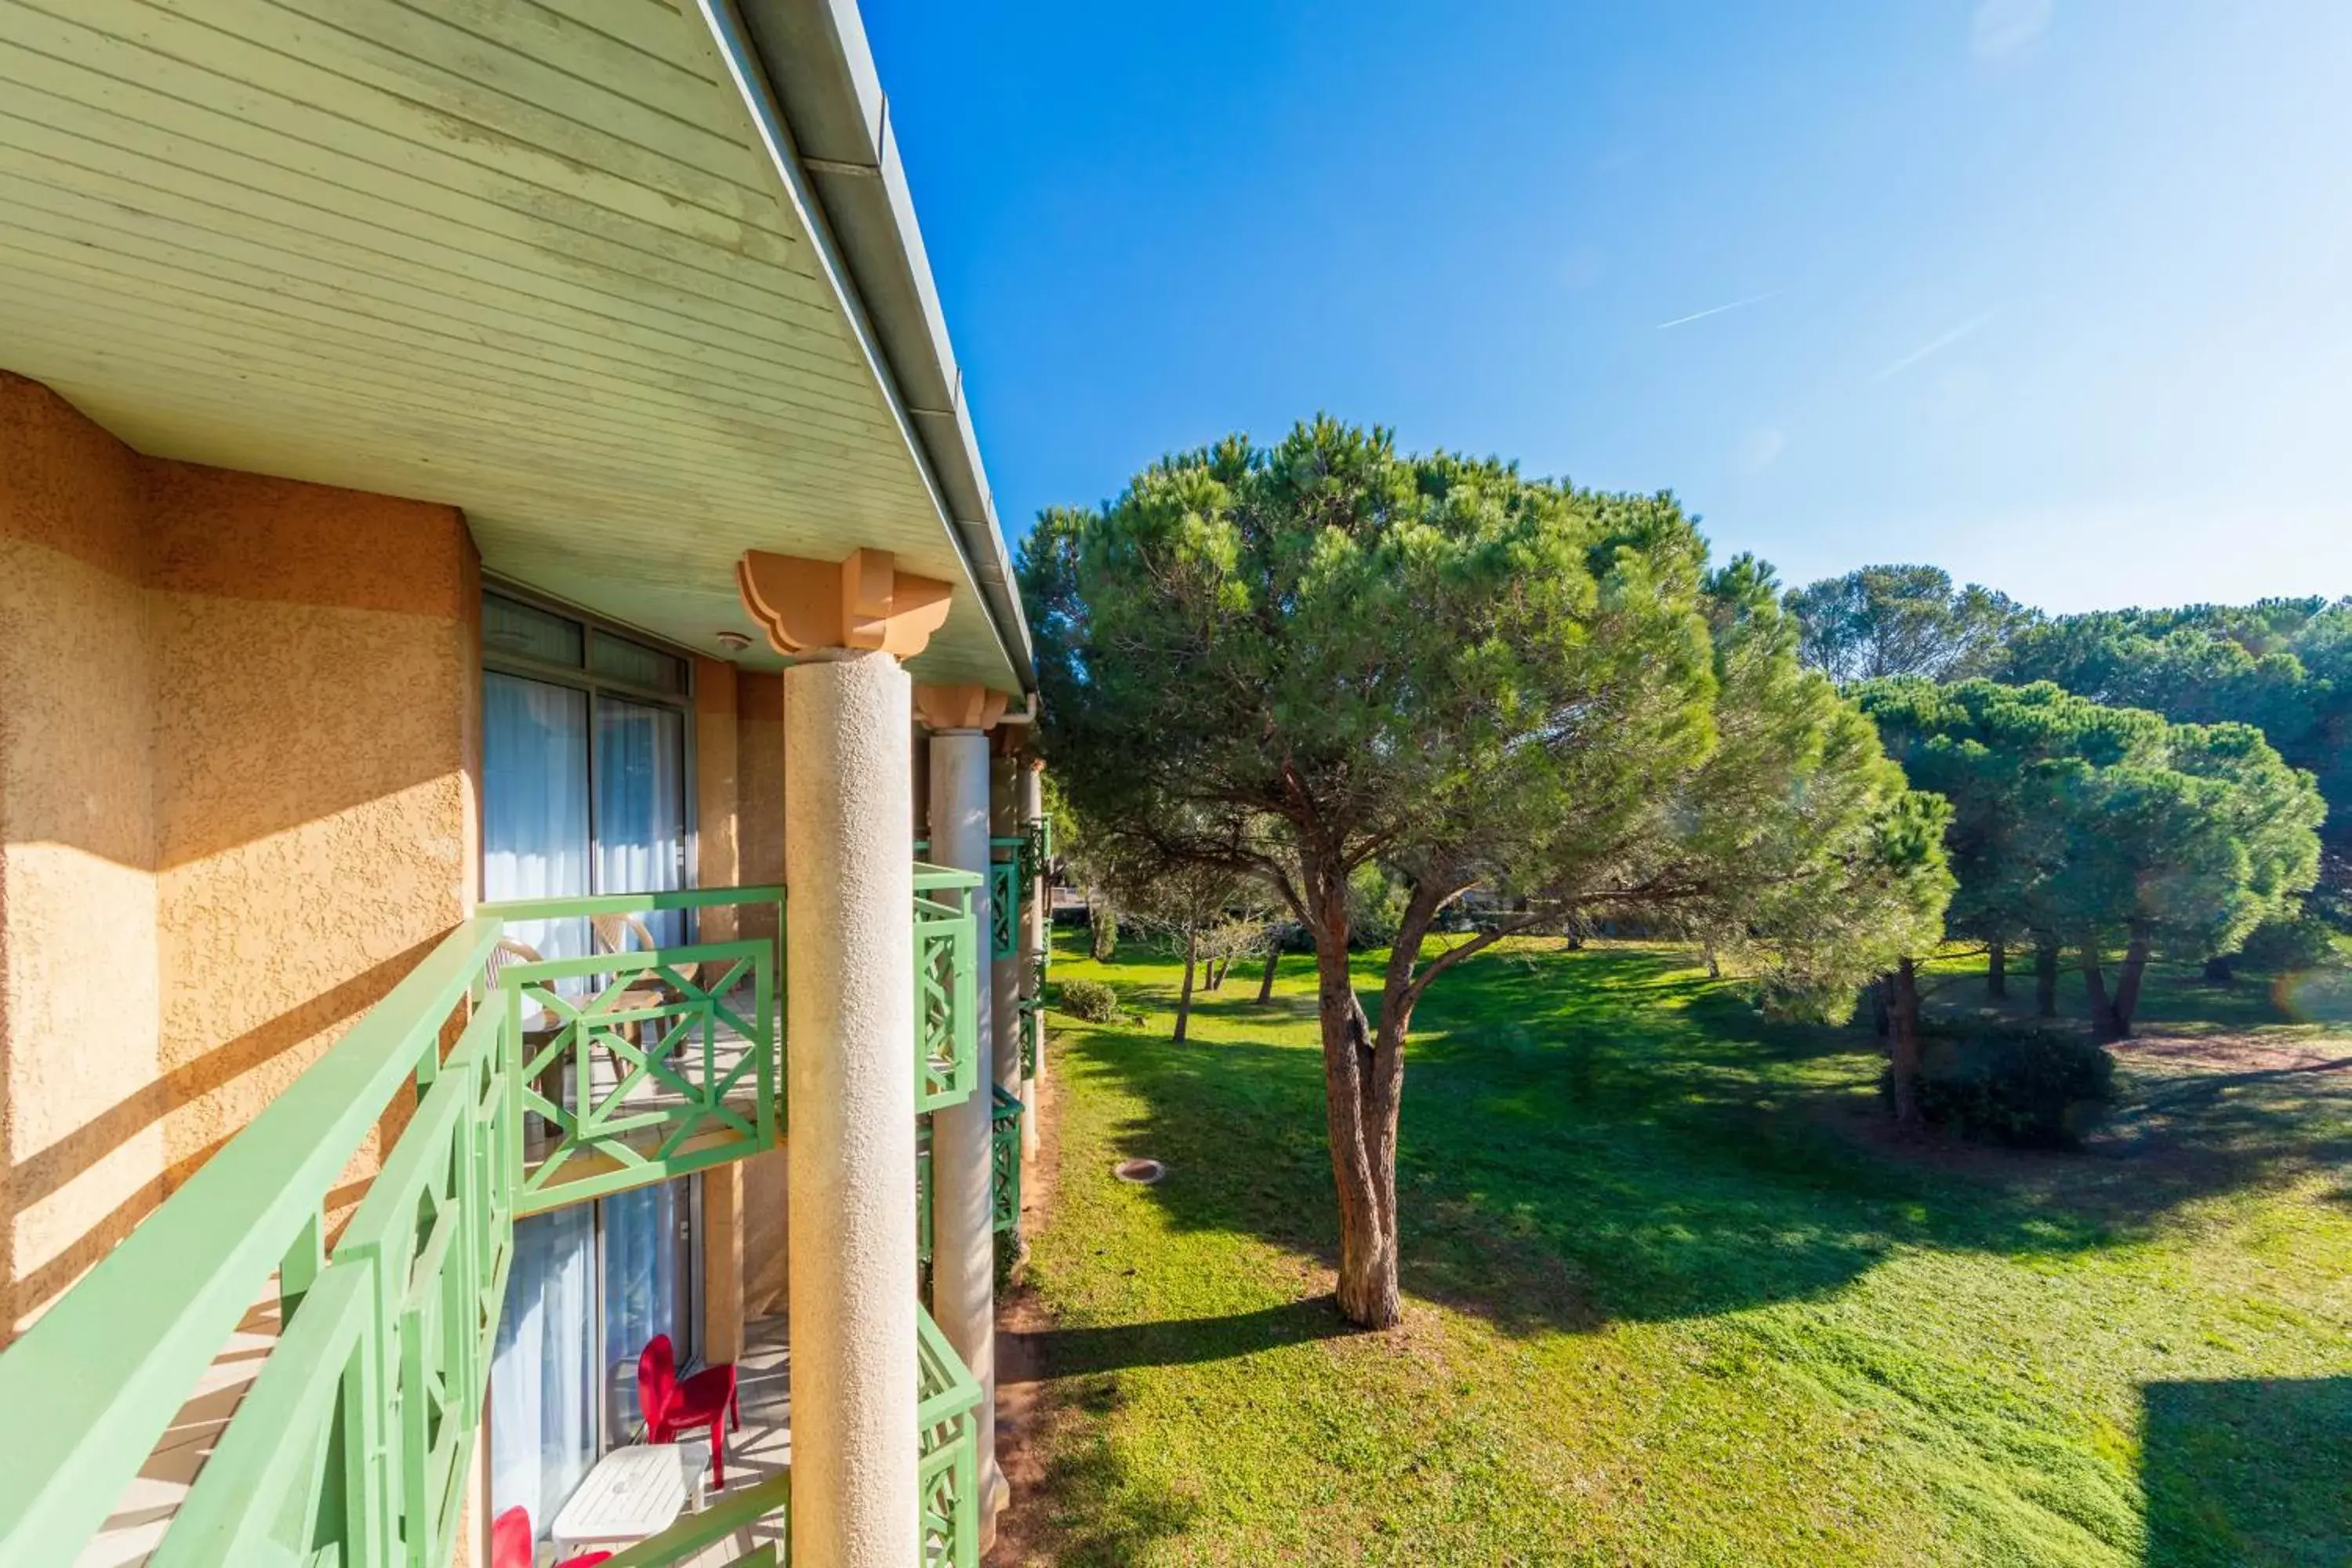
[507,939,778,1214]
[913,867,981,1113]
[990,1087,1023,1236]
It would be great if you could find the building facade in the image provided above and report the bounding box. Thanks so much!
[0,2,1047,1565]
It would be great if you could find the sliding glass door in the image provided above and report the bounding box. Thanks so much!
[479,590,702,1541]
[490,1182,701,1541]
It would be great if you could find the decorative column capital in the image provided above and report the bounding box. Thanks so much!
[913,683,1011,732]
[735,547,953,659]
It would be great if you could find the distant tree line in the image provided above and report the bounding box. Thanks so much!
[1788,566,2348,932]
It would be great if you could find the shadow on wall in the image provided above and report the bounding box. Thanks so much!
[0,941,446,1337]
[2141,1377,2350,1566]
[1,372,478,1341]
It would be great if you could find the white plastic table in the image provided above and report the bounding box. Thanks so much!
[550,1443,711,1553]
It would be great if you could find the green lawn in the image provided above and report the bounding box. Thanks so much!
[1001,935,2352,1567]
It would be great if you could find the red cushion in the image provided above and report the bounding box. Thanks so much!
[555,1554,613,1568]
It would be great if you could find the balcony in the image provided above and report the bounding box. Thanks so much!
[0,875,985,1568]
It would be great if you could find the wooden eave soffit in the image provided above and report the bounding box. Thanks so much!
[735,547,953,659]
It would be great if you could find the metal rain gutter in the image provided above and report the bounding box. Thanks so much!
[691,0,1036,693]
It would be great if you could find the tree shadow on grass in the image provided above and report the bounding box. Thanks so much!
[1060,942,2350,1338]
[2141,1376,2351,1566]
[1023,1295,1362,1377]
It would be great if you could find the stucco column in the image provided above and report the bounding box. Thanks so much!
[739,549,953,1568]
[921,717,1005,1524]
[1018,759,1047,1163]
[783,649,918,1568]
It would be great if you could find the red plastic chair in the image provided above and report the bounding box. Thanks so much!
[490,1505,612,1568]
[637,1332,741,1489]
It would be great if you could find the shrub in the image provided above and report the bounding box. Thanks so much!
[2237,910,2341,972]
[1055,977,1122,1022]
[1888,1027,2115,1149]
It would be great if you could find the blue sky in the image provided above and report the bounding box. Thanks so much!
[862,1,2352,614]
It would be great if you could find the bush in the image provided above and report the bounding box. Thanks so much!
[2237,910,2341,972]
[1054,977,1122,1022]
[1889,1027,2116,1149]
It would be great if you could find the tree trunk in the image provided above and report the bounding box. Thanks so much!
[1312,891,1402,1330]
[2201,954,2234,985]
[1888,957,1924,1127]
[1256,946,1280,1003]
[1703,939,1722,980]
[2081,940,2118,1040]
[2034,938,2060,1018]
[1174,927,1198,1044]
[1203,956,1223,992]
[1090,899,1117,961]
[2109,928,2151,1040]
[1987,942,2007,1000]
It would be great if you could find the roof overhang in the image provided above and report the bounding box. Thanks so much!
[0,0,1033,691]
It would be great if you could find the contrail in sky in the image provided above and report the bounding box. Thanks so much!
[1655,290,1779,330]
[1873,308,2000,381]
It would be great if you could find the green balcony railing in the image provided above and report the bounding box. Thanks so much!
[916,1304,984,1568]
[990,1087,1023,1235]
[913,865,982,1113]
[987,837,1026,961]
[0,877,983,1568]
[915,1119,934,1265]
[599,1472,789,1567]
[484,890,784,1215]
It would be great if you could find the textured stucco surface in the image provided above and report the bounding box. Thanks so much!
[0,375,163,1338]
[694,658,741,938]
[926,728,1001,1510]
[738,671,786,956]
[784,651,918,1568]
[0,371,478,1336]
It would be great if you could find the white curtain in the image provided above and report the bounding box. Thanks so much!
[490,1204,597,1541]
[485,673,592,965]
[593,696,687,946]
[601,1179,695,1439]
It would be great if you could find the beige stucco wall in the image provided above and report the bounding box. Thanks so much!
[0,371,480,1337]
[738,670,786,911]
[147,460,479,1208]
[726,667,791,1318]
[0,372,164,1339]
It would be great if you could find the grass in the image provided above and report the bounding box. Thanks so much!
[1002,933,2352,1567]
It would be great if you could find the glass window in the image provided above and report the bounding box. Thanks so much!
[483,673,593,965]
[590,630,688,695]
[485,593,586,667]
[594,695,688,943]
